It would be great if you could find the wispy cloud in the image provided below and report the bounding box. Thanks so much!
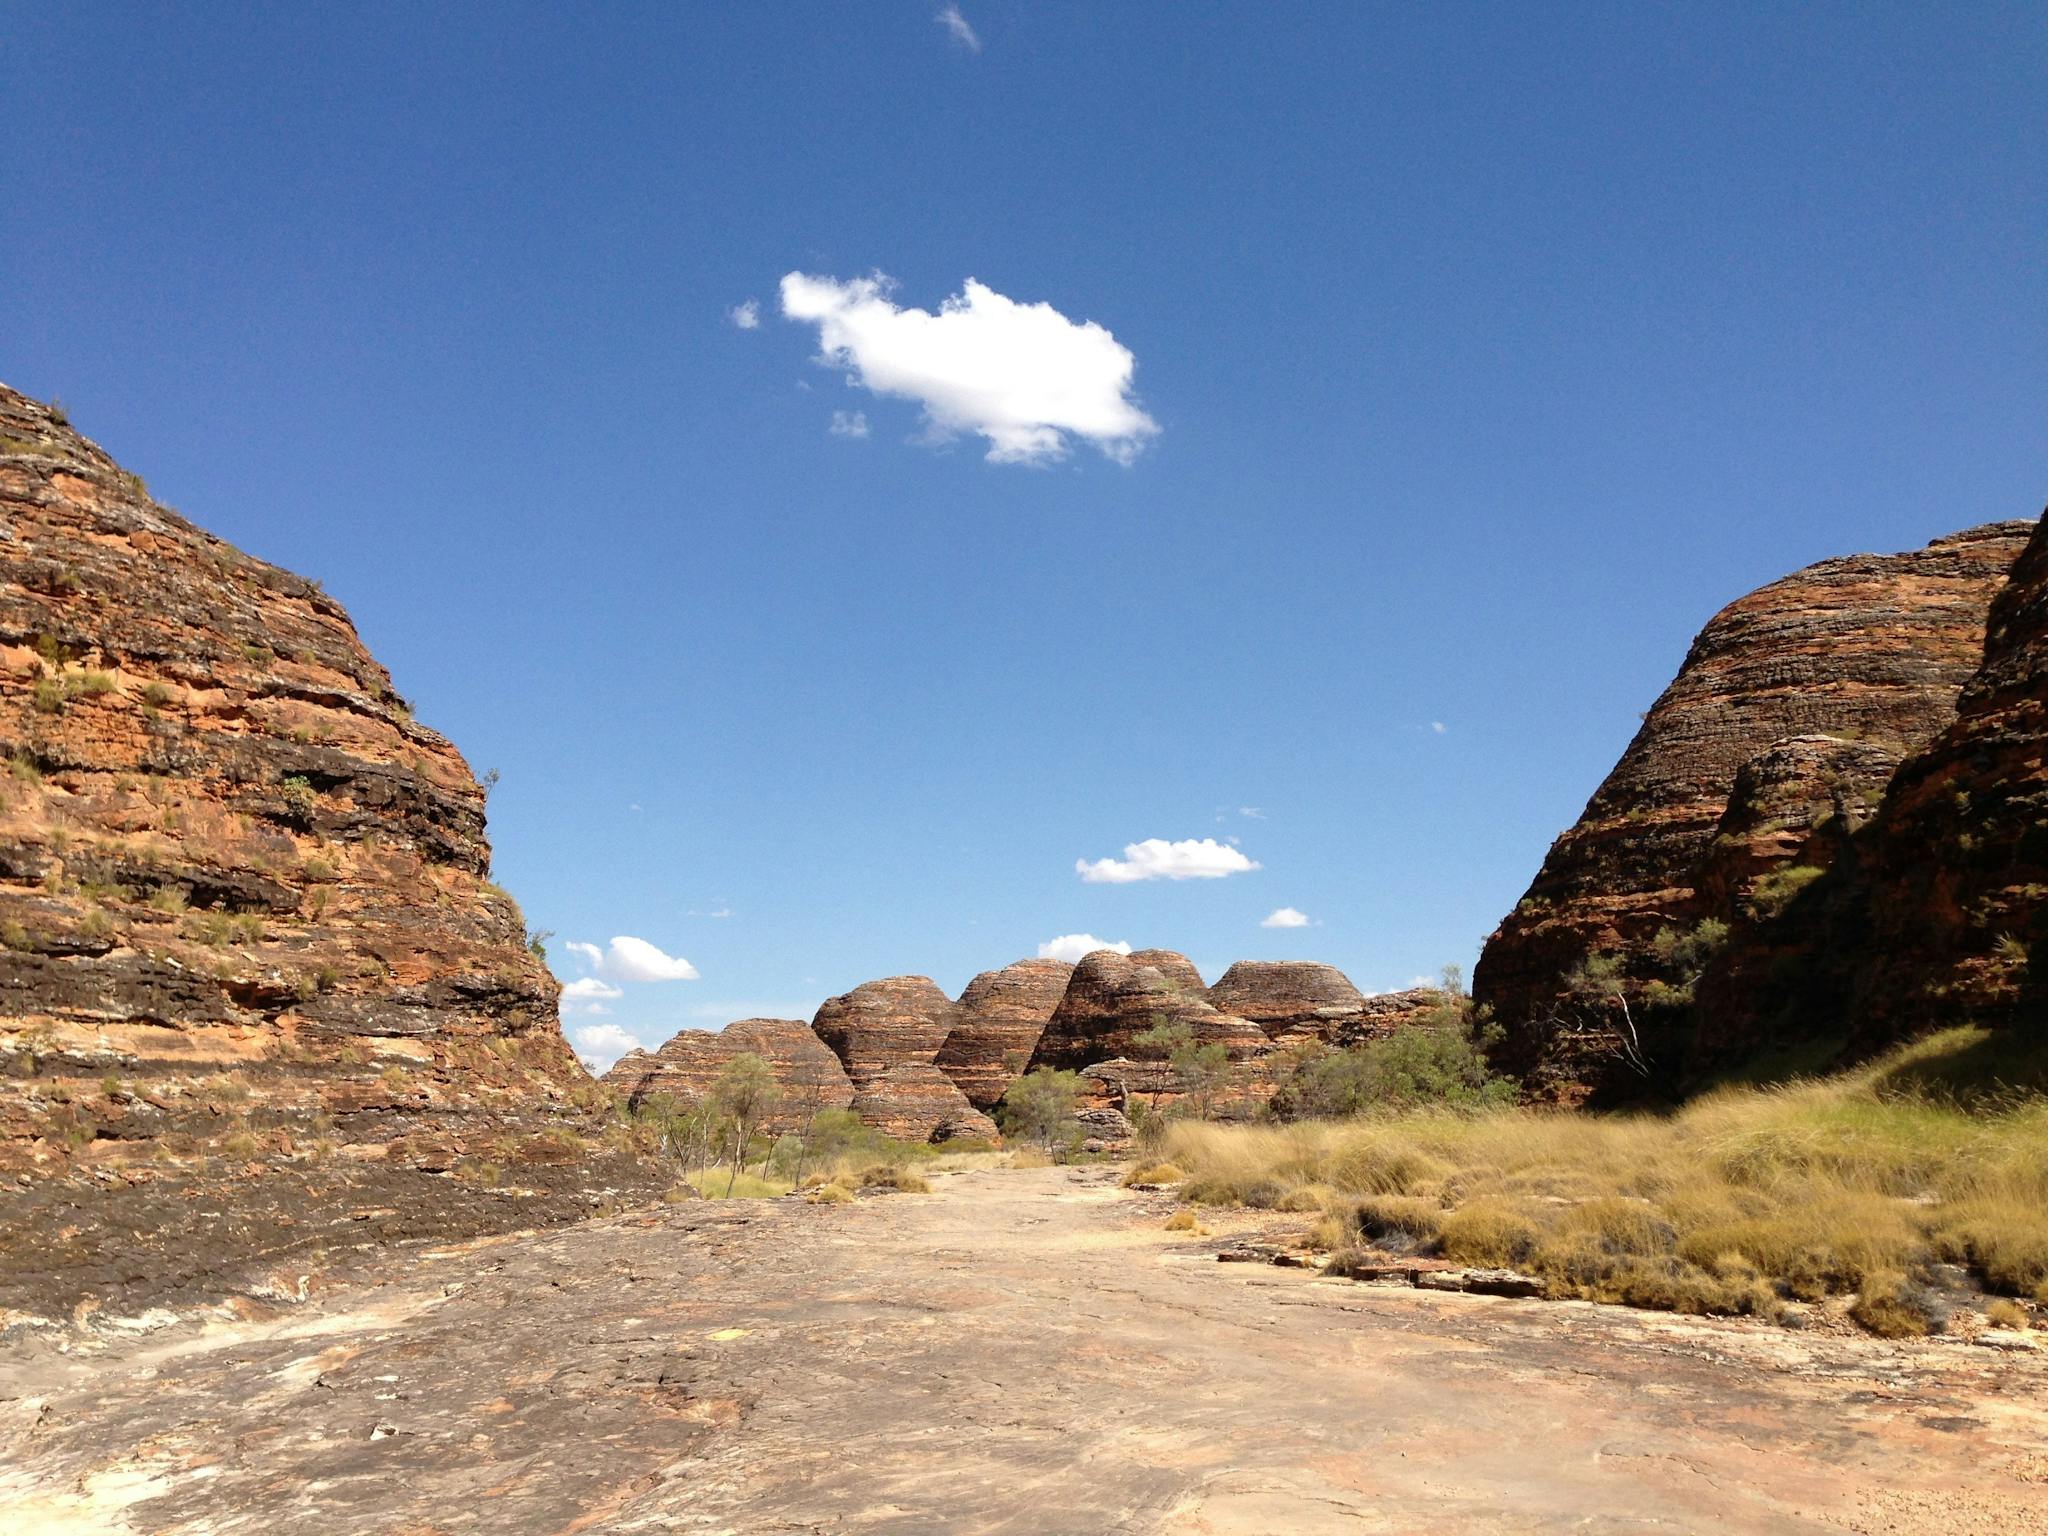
[566,935,700,983]
[828,409,870,439]
[1038,933,1133,963]
[1260,907,1312,929]
[729,299,760,330]
[1238,806,1266,819]
[935,3,981,51]
[560,976,625,1014]
[1076,837,1260,884]
[1431,721,1448,735]
[779,271,1158,466]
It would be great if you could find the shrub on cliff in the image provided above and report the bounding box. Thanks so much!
[1270,972,1515,1119]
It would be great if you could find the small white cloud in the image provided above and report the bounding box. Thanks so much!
[570,1021,644,1073]
[560,977,625,1014]
[687,906,733,919]
[1260,907,1312,929]
[779,271,1158,466]
[729,299,760,330]
[568,935,700,983]
[935,3,981,51]
[828,409,870,439]
[1038,933,1134,964]
[1077,837,1261,884]
[1239,806,1265,819]
[1431,721,1448,735]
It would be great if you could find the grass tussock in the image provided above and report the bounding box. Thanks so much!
[1123,1161,1185,1186]
[1162,1208,1203,1233]
[1159,1028,2048,1331]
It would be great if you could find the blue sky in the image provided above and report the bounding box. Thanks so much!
[5,4,2041,1067]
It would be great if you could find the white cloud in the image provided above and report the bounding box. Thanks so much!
[779,271,1158,466]
[570,1021,644,1073]
[936,3,981,51]
[828,409,870,439]
[729,299,760,330]
[560,976,625,1014]
[1431,721,1448,735]
[1038,933,1134,964]
[1239,806,1265,819]
[567,935,700,983]
[1260,907,1312,929]
[687,906,733,919]
[1077,837,1261,884]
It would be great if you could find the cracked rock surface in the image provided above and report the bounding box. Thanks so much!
[5,1166,2045,1534]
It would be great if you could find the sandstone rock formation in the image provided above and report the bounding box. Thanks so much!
[850,1063,1001,1144]
[1208,961,1368,1045]
[1702,511,2048,1056]
[1474,521,2035,1101]
[1843,512,2048,1037]
[1126,948,1208,998]
[0,384,654,1316]
[812,975,959,1087]
[1028,950,1274,1118]
[933,956,1073,1108]
[601,1017,854,1134]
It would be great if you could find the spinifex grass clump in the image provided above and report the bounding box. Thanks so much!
[1160,1028,2048,1333]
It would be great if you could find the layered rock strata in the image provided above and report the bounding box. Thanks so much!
[933,956,1073,1109]
[1474,521,2035,1101]
[601,1017,854,1134]
[850,1064,1001,1144]
[0,385,653,1316]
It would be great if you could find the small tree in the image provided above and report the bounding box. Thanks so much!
[711,1053,779,1196]
[783,1053,841,1187]
[1560,951,1651,1077]
[1134,1017,1232,1120]
[999,1068,1083,1155]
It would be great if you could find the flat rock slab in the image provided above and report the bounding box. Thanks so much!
[5,1167,2048,1534]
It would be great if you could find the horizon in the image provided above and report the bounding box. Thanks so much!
[5,3,2041,1071]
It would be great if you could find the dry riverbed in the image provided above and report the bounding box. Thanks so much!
[4,1164,2047,1534]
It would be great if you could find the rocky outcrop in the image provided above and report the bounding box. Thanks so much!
[1028,950,1274,1118]
[850,1064,1001,1144]
[934,957,1073,1108]
[1474,521,2035,1102]
[1705,511,2048,1055]
[1126,949,1208,998]
[1208,961,1367,1044]
[811,975,958,1088]
[0,384,655,1316]
[601,1018,854,1134]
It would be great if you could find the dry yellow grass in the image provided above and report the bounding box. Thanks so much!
[1122,1161,1185,1186]
[1161,1028,2048,1327]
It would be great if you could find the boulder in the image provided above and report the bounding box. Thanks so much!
[934,956,1074,1108]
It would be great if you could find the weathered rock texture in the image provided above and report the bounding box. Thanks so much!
[1474,521,2035,1102]
[933,957,1073,1109]
[1028,950,1274,1118]
[850,1064,1001,1144]
[1702,511,2048,1055]
[1207,961,1369,1045]
[812,975,959,1087]
[0,384,656,1317]
[601,1018,854,1134]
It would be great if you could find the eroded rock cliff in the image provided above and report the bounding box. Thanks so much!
[0,385,652,1317]
[600,1017,854,1134]
[1474,521,2034,1101]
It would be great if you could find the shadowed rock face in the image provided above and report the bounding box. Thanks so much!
[850,1063,1001,1144]
[810,975,958,1089]
[1474,521,2035,1102]
[934,957,1074,1109]
[0,384,656,1317]
[1708,511,2048,1052]
[1125,949,1208,998]
[1208,961,1367,1043]
[601,1018,854,1135]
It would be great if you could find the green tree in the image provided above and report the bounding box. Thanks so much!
[1134,1017,1232,1120]
[711,1053,779,1196]
[999,1068,1083,1154]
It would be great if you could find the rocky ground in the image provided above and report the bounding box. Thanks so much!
[5,1166,2046,1534]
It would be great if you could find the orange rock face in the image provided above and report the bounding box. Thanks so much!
[933,957,1073,1109]
[0,385,652,1316]
[1474,521,2035,1102]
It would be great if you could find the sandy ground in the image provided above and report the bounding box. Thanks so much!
[3,1164,2047,1534]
